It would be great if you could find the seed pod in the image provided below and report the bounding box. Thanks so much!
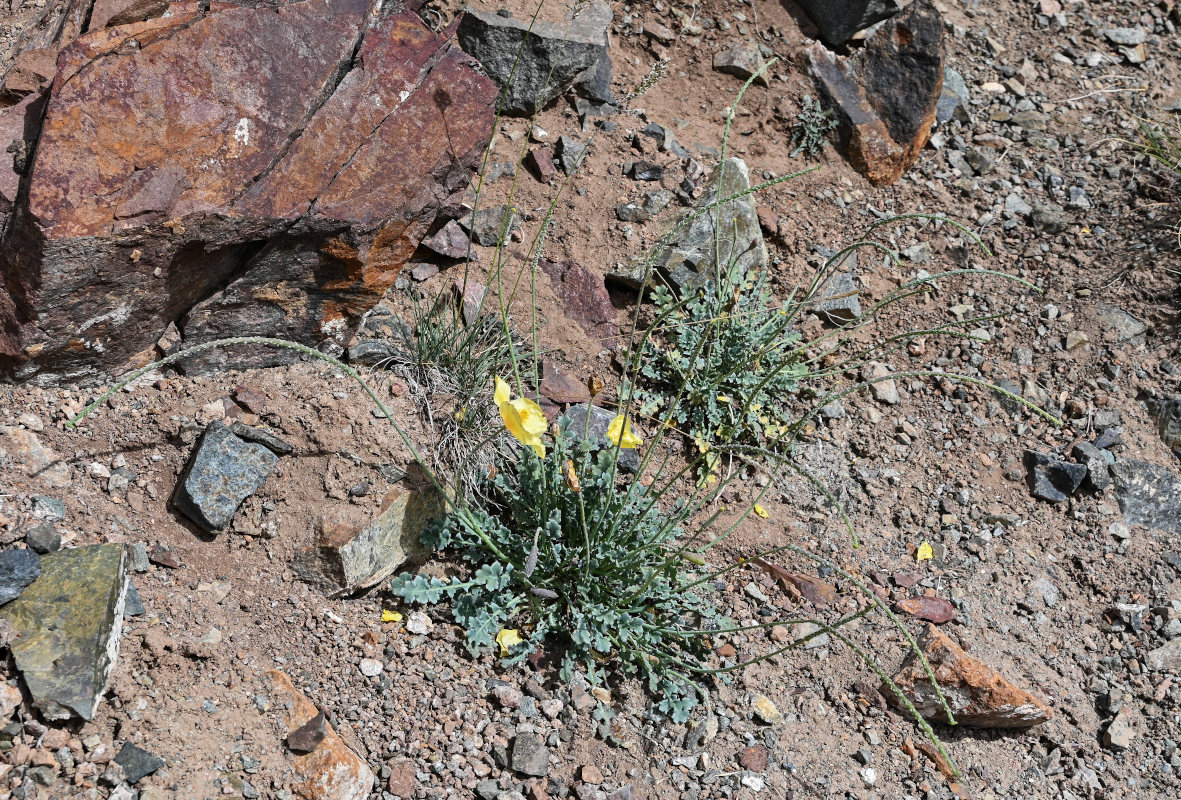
[564,459,581,493]
[524,542,539,577]
[588,375,604,397]
[530,587,559,600]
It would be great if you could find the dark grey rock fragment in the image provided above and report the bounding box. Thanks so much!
[557,136,587,174]
[936,67,970,124]
[511,732,551,777]
[229,422,294,456]
[24,523,60,554]
[458,205,521,247]
[559,404,640,474]
[794,0,902,46]
[1111,460,1181,535]
[456,2,612,116]
[114,743,164,784]
[0,549,40,606]
[286,710,327,753]
[1071,441,1111,492]
[172,421,278,532]
[347,340,398,367]
[1024,451,1086,503]
[124,582,146,617]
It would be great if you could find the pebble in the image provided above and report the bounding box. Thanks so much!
[405,612,433,635]
[359,659,384,677]
[750,694,781,724]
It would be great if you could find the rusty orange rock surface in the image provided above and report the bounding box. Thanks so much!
[0,0,496,381]
[887,624,1052,729]
[263,669,374,800]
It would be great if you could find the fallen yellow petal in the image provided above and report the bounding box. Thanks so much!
[753,504,770,519]
[496,628,523,657]
[916,541,934,562]
[381,610,402,623]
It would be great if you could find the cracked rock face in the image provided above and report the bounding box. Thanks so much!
[0,0,497,383]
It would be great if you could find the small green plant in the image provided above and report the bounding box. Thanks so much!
[624,268,805,479]
[789,94,838,159]
[390,409,722,722]
[385,288,527,497]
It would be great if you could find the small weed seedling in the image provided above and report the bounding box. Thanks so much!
[790,94,839,160]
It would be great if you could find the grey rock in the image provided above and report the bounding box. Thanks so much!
[573,47,614,104]
[1102,708,1137,751]
[286,711,327,753]
[627,161,664,181]
[456,2,612,116]
[173,421,278,532]
[127,542,150,574]
[559,405,640,473]
[24,523,60,554]
[816,271,861,324]
[1102,27,1146,46]
[347,339,398,367]
[124,581,145,617]
[1096,304,1147,344]
[1158,394,1181,457]
[713,42,769,85]
[420,219,472,260]
[1071,441,1112,492]
[936,67,970,124]
[228,422,294,456]
[557,136,587,174]
[964,148,995,174]
[614,203,648,223]
[31,496,65,522]
[819,401,846,419]
[1005,193,1032,216]
[0,549,40,606]
[410,263,440,282]
[642,190,673,217]
[862,361,900,405]
[1145,639,1181,672]
[611,158,765,292]
[114,743,164,784]
[293,489,444,595]
[1024,451,1086,503]
[1030,202,1068,233]
[511,733,550,777]
[1111,460,1181,534]
[2,544,127,721]
[476,780,501,800]
[458,205,520,247]
[794,0,902,46]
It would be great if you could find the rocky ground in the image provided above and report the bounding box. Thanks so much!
[1,0,1180,799]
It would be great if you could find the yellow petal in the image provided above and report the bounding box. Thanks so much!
[916,541,934,562]
[753,503,769,519]
[607,414,642,448]
[381,610,403,623]
[496,628,523,657]
[511,397,548,436]
[494,376,511,406]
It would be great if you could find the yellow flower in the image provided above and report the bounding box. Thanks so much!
[495,376,547,457]
[606,414,642,449]
[916,541,934,561]
[753,503,769,519]
[496,628,523,657]
[381,610,403,623]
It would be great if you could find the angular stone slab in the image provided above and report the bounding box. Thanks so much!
[0,1,497,382]
[0,549,41,606]
[1,544,128,721]
[456,0,612,116]
[887,624,1051,728]
[293,489,444,595]
[807,0,943,185]
[610,158,765,293]
[1111,460,1181,535]
[173,421,278,532]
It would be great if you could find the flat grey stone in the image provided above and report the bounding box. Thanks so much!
[286,710,327,753]
[124,581,146,617]
[557,136,587,174]
[1024,451,1086,503]
[816,271,861,324]
[1145,638,1181,672]
[347,339,398,367]
[1071,441,1111,492]
[558,405,640,473]
[936,67,970,124]
[114,743,164,784]
[510,733,550,777]
[1097,304,1148,345]
[458,205,520,247]
[173,421,278,533]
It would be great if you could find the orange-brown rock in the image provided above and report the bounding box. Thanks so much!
[88,0,169,31]
[807,0,943,185]
[886,624,1051,729]
[262,669,374,800]
[0,0,496,381]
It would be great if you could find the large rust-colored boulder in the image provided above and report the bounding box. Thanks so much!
[807,0,943,185]
[0,0,496,382]
[886,624,1051,729]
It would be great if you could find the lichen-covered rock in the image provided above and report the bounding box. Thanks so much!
[293,489,444,595]
[887,624,1051,728]
[807,0,943,185]
[2,544,128,721]
[173,421,278,532]
[0,0,496,383]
